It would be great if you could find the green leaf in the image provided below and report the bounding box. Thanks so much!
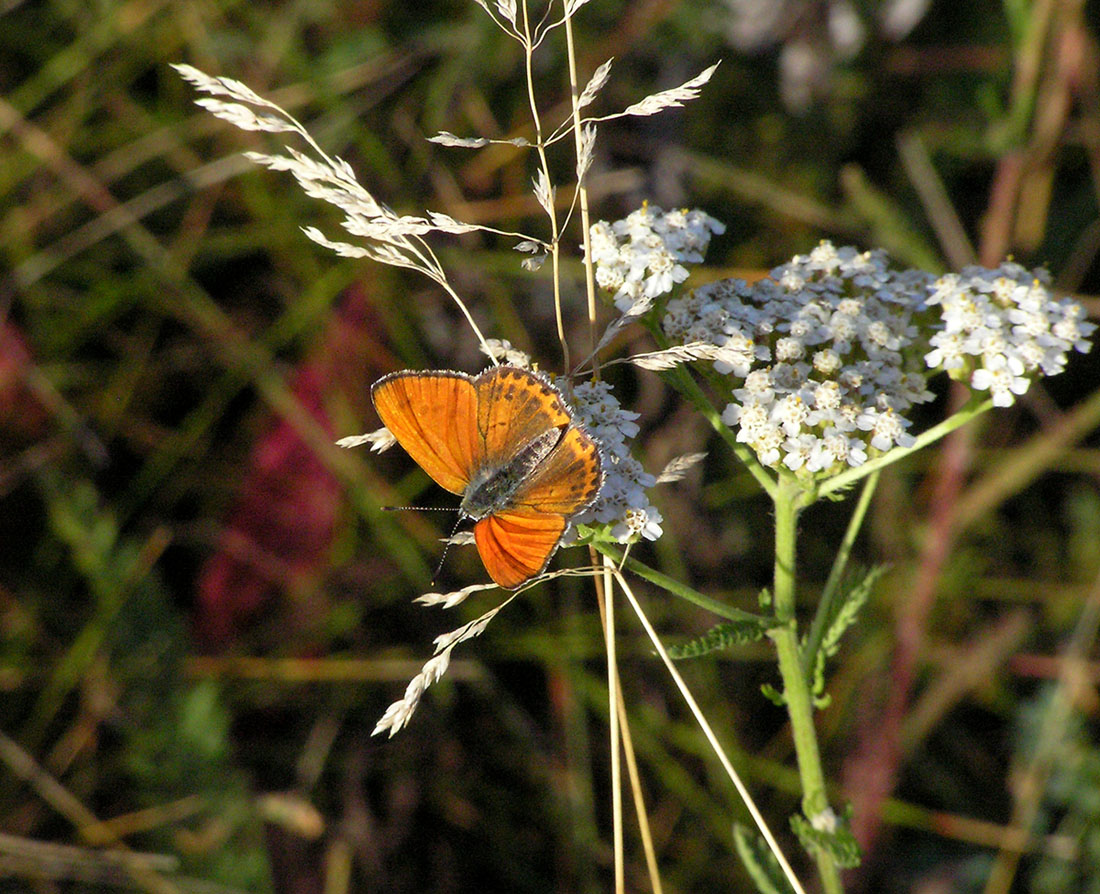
[790,806,862,869]
[669,617,768,659]
[732,823,796,894]
[806,564,887,700]
[820,566,885,657]
[760,682,786,707]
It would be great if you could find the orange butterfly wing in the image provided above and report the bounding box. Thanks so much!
[371,371,481,494]
[374,365,604,589]
[474,366,571,466]
[510,426,603,516]
[474,510,567,589]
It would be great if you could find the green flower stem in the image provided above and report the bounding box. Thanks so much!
[771,474,844,894]
[638,323,779,500]
[592,542,770,625]
[801,470,880,679]
[662,365,778,499]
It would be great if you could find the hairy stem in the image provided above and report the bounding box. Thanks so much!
[771,474,844,894]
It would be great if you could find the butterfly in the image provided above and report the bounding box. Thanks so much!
[371,365,603,589]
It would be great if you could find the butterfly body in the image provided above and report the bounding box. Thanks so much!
[459,425,563,520]
[371,366,603,588]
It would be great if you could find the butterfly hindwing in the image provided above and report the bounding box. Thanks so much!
[371,370,481,494]
[510,426,603,516]
[475,366,571,467]
[474,510,567,589]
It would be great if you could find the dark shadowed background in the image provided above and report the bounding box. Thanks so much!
[3,1,1100,891]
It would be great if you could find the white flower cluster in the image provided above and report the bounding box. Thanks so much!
[663,241,937,475]
[561,378,664,543]
[661,240,1096,475]
[589,205,726,317]
[924,263,1096,407]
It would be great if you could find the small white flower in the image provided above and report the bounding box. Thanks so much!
[837,368,863,392]
[924,331,967,371]
[866,408,915,451]
[771,362,809,391]
[611,505,664,542]
[733,369,776,403]
[782,434,830,473]
[971,359,1030,407]
[751,425,785,468]
[812,380,842,412]
[775,336,806,361]
[820,431,856,467]
[812,349,842,375]
[828,312,857,346]
[714,332,762,377]
[772,393,809,437]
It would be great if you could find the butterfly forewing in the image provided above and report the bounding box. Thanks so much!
[475,367,571,467]
[371,371,481,494]
[474,510,567,589]
[510,426,603,516]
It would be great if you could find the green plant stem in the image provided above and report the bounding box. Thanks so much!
[770,475,844,894]
[662,365,778,500]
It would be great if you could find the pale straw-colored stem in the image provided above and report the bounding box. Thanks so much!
[520,0,569,372]
[599,560,625,893]
[564,10,599,371]
[613,671,664,894]
[594,559,668,894]
[438,278,498,364]
[610,563,808,894]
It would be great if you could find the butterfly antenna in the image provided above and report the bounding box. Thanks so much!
[381,505,460,512]
[431,514,466,585]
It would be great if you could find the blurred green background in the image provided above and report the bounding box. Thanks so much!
[3,0,1100,891]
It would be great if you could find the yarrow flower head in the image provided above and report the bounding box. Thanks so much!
[663,241,936,476]
[589,204,726,318]
[923,262,1095,407]
[660,240,1095,477]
